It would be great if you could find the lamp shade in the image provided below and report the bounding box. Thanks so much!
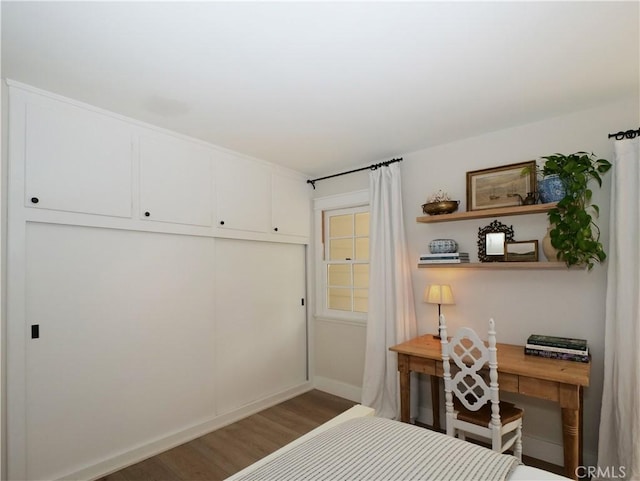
[424,284,455,305]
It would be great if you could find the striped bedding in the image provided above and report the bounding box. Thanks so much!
[234,416,519,481]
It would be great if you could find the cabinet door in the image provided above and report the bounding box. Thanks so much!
[139,135,213,227]
[25,99,132,217]
[214,239,307,414]
[272,171,311,238]
[215,152,270,233]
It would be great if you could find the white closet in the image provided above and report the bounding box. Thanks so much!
[7,82,311,481]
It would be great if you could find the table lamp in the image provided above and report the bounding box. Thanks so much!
[424,284,455,339]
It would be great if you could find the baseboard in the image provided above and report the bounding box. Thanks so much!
[313,376,362,403]
[59,381,314,481]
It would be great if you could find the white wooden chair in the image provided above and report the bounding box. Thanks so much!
[439,314,523,462]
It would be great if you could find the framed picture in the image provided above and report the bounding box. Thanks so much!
[505,240,539,262]
[466,161,537,211]
[477,220,515,262]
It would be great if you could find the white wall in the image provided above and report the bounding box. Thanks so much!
[312,97,639,466]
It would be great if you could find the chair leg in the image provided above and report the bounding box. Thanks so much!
[492,428,502,454]
[514,424,523,463]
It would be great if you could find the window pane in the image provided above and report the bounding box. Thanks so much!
[328,264,351,287]
[330,214,353,237]
[353,264,368,288]
[355,212,369,236]
[329,238,353,260]
[328,288,352,311]
[354,289,368,313]
[355,237,369,260]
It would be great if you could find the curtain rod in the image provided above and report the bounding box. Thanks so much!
[608,127,640,140]
[307,157,403,189]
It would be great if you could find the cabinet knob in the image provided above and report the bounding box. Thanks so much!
[31,197,39,204]
[144,211,150,217]
[274,227,279,232]
[219,220,225,226]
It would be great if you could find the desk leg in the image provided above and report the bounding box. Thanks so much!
[560,385,583,480]
[430,376,440,431]
[397,353,410,423]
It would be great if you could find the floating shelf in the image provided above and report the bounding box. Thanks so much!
[417,262,576,270]
[416,203,557,223]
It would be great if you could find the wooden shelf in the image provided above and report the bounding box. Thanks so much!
[417,261,576,270]
[416,203,557,223]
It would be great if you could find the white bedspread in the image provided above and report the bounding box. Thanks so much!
[233,416,519,481]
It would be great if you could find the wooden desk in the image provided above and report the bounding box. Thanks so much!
[390,335,590,480]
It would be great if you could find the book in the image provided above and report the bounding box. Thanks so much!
[419,253,470,263]
[525,343,588,356]
[525,347,589,363]
[420,252,469,258]
[527,334,587,351]
[418,258,470,264]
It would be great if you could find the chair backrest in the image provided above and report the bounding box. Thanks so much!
[439,315,500,417]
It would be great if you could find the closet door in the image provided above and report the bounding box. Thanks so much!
[23,223,217,481]
[214,239,307,413]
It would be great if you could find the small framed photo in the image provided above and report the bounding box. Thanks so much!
[466,161,537,211]
[505,240,539,262]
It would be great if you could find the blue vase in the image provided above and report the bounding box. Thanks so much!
[538,175,566,203]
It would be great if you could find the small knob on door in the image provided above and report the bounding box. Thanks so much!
[31,197,39,204]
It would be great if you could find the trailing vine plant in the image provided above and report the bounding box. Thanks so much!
[541,152,612,269]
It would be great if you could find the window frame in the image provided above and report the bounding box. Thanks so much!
[313,190,369,324]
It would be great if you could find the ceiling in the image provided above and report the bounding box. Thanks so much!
[2,1,639,177]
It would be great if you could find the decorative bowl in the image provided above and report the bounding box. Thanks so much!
[429,239,458,254]
[422,200,459,215]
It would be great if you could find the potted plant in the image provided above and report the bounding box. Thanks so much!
[539,152,612,269]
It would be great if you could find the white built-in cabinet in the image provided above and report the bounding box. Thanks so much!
[24,97,133,218]
[7,82,311,481]
[139,134,214,227]
[15,83,310,242]
[215,151,272,233]
[272,170,312,237]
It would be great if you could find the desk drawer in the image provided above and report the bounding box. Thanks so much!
[519,376,559,402]
[498,372,519,393]
[409,357,436,375]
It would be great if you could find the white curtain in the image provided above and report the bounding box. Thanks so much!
[597,137,640,480]
[361,163,418,419]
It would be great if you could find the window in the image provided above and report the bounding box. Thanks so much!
[323,206,370,316]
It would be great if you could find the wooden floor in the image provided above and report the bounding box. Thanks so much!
[99,389,563,480]
[98,390,356,481]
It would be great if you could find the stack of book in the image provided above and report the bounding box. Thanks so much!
[525,334,589,363]
[418,252,470,265]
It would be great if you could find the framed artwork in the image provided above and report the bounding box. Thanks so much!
[505,240,539,262]
[466,161,537,211]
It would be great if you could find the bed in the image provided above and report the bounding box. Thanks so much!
[226,405,571,481]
